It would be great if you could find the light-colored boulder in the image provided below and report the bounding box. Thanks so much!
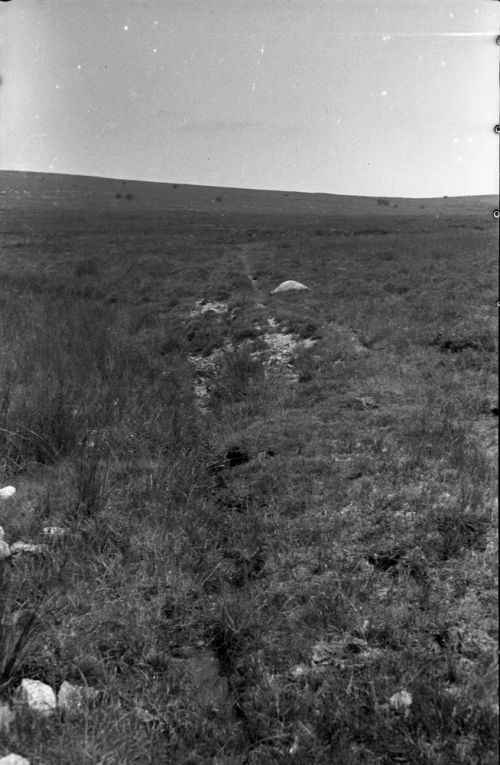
[0,486,16,500]
[0,526,4,541]
[270,280,309,295]
[57,681,98,717]
[10,542,48,555]
[389,690,413,713]
[15,679,57,716]
[0,755,30,765]
[0,540,11,559]
[42,526,67,539]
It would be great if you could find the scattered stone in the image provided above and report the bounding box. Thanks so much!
[0,540,11,559]
[10,542,48,556]
[270,280,309,294]
[57,681,99,718]
[0,703,15,732]
[15,679,57,716]
[311,641,335,665]
[0,526,4,541]
[291,663,309,678]
[189,299,228,318]
[0,486,16,500]
[360,396,378,409]
[347,395,379,410]
[289,735,300,756]
[42,526,67,539]
[0,755,30,765]
[389,690,413,714]
[188,341,234,413]
[263,329,295,352]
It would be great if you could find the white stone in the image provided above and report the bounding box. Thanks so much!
[0,486,16,500]
[291,664,309,678]
[0,526,4,541]
[10,542,48,555]
[389,690,413,711]
[0,755,31,765]
[0,540,11,559]
[15,679,57,716]
[57,681,98,717]
[270,280,309,294]
[42,526,67,539]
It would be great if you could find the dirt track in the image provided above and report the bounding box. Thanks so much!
[236,243,266,305]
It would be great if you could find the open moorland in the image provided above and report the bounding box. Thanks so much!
[0,172,498,763]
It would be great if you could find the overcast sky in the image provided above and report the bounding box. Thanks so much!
[0,0,498,197]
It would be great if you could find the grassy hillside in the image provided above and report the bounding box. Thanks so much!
[0,170,496,219]
[0,172,497,763]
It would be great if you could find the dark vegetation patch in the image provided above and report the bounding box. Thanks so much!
[431,327,496,354]
[352,228,388,236]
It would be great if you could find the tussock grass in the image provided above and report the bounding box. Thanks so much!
[0,207,497,762]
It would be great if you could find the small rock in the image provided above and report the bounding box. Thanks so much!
[0,756,30,765]
[10,542,48,555]
[0,486,16,500]
[289,735,300,756]
[291,664,309,678]
[270,280,309,294]
[347,396,378,410]
[389,690,412,714]
[0,540,11,559]
[311,641,334,665]
[15,679,57,716]
[0,703,15,732]
[0,526,4,541]
[42,526,67,539]
[191,300,228,316]
[57,681,99,718]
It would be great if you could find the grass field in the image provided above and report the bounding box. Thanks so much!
[0,172,497,763]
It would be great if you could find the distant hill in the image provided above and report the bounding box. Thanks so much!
[0,170,496,217]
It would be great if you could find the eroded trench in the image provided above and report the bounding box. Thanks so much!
[187,246,317,413]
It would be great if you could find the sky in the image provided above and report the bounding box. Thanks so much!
[0,0,498,197]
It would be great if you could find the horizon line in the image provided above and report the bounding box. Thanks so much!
[0,168,497,201]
